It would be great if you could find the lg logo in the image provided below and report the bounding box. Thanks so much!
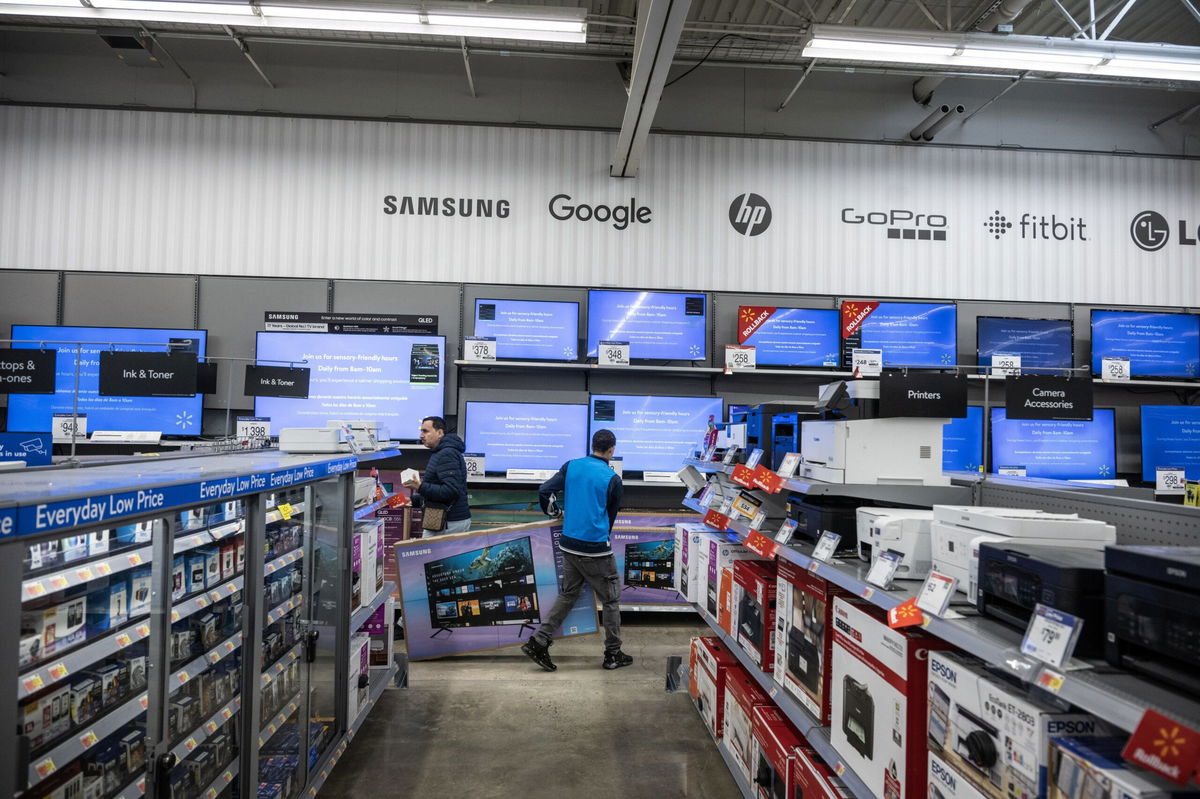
[1131,210,1170,251]
[729,194,771,236]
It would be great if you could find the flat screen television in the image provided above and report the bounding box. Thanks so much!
[976,317,1074,370]
[9,324,208,434]
[586,290,707,361]
[472,298,579,361]
[942,406,983,473]
[622,539,675,590]
[422,537,539,632]
[254,331,445,437]
[840,301,957,368]
[1090,309,1199,379]
[737,306,841,367]
[589,394,723,473]
[1140,406,1200,482]
[990,407,1116,480]
[464,401,588,473]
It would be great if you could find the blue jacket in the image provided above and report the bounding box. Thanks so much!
[417,434,471,522]
[539,455,623,556]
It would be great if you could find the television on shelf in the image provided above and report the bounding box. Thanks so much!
[9,324,208,435]
[472,298,579,361]
[736,306,841,367]
[839,300,957,368]
[422,537,540,635]
[254,331,445,438]
[1140,406,1200,482]
[464,401,588,473]
[622,539,675,590]
[586,289,708,361]
[989,407,1116,481]
[976,317,1074,371]
[588,394,723,474]
[942,406,983,473]
[1090,309,1199,379]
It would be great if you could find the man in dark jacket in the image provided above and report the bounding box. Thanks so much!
[521,428,632,672]
[402,416,471,535]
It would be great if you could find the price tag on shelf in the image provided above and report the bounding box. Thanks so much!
[730,464,755,489]
[751,465,783,493]
[866,551,902,589]
[128,553,143,566]
[96,562,112,576]
[139,695,149,709]
[1121,709,1200,785]
[774,519,798,545]
[464,336,497,362]
[49,575,69,591]
[207,789,218,799]
[51,413,87,443]
[997,465,1027,477]
[1101,356,1131,382]
[236,416,271,441]
[171,610,181,622]
[24,582,46,599]
[277,503,294,520]
[724,345,756,371]
[719,497,735,516]
[137,624,150,637]
[749,509,768,532]
[745,448,764,470]
[205,721,218,734]
[702,509,730,531]
[75,567,93,582]
[34,759,55,779]
[776,452,801,479]
[811,531,841,563]
[915,571,957,618]
[464,454,485,479]
[1036,666,1065,694]
[991,353,1021,378]
[177,671,190,685]
[196,597,208,608]
[1020,604,1083,668]
[184,737,197,752]
[1156,466,1187,496]
[23,674,44,693]
[745,529,780,560]
[834,763,846,778]
[731,491,761,520]
[115,633,132,648]
[887,596,924,628]
[597,340,630,367]
[47,663,68,681]
[851,348,883,377]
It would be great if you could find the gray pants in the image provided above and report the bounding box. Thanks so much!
[424,517,471,536]
[533,552,622,653]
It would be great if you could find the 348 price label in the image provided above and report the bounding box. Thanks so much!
[597,341,630,367]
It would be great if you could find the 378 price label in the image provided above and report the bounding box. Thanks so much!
[464,337,496,362]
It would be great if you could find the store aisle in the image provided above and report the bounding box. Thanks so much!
[324,614,740,799]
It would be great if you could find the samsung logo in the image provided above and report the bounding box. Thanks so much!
[266,313,299,320]
[931,759,957,790]
[1047,720,1098,734]
[383,195,512,219]
[400,548,433,558]
[1167,567,1188,578]
[930,659,957,684]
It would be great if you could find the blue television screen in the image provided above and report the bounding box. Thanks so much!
[1090,310,1199,378]
[738,306,840,367]
[473,299,579,361]
[977,317,1073,370]
[843,301,957,368]
[255,332,444,437]
[9,324,207,434]
[990,407,1116,480]
[942,406,983,473]
[589,394,723,473]
[1140,406,1200,482]
[465,401,588,473]
[586,290,707,360]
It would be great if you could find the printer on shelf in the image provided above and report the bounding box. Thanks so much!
[930,506,1116,602]
[798,418,950,486]
[855,508,936,579]
[1104,545,1200,696]
[326,419,388,452]
[278,427,347,454]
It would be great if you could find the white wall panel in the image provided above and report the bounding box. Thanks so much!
[1,106,1197,307]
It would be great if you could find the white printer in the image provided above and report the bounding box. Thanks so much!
[327,420,388,452]
[930,505,1116,601]
[855,508,935,579]
[799,418,950,486]
[279,427,347,454]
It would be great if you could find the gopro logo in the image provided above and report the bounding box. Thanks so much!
[931,759,957,790]
[931,659,957,684]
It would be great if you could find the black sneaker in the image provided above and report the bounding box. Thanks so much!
[602,650,634,670]
[521,637,556,672]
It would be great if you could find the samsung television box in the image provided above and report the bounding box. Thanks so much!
[750,705,803,799]
[674,524,710,604]
[774,559,852,725]
[723,667,773,785]
[690,636,739,740]
[830,597,955,799]
[732,560,777,672]
[795,745,854,799]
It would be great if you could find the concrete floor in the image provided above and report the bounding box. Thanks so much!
[323,614,741,799]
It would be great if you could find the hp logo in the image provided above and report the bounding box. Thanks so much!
[729,194,772,236]
[1131,210,1170,251]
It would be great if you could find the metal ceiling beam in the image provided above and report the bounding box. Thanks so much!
[609,0,692,178]
[776,58,816,110]
[1049,0,1089,37]
[1179,0,1200,24]
[460,37,476,98]
[1098,0,1137,40]
[222,24,274,88]
[912,0,946,30]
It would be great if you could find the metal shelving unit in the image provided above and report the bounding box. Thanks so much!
[350,582,396,631]
[303,663,398,799]
[28,690,149,788]
[707,729,755,799]
[19,617,152,700]
[169,696,243,763]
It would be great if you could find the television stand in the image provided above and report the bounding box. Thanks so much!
[430,626,454,639]
[516,621,536,637]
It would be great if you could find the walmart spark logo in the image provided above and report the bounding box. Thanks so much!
[1154,726,1187,759]
[175,411,194,429]
[1098,464,1112,477]
[689,345,702,357]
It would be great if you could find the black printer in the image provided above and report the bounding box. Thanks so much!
[1105,545,1200,695]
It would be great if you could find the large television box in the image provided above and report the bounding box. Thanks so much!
[774,558,853,725]
[674,524,711,604]
[830,597,955,799]
[732,559,777,672]
[690,636,739,740]
[750,704,803,799]
[723,666,773,785]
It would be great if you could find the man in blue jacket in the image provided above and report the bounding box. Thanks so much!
[521,428,631,672]
[402,416,472,535]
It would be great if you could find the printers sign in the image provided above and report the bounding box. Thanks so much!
[879,371,967,418]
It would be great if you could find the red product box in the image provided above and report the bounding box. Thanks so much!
[751,704,804,799]
[773,558,852,725]
[691,636,739,740]
[723,667,773,785]
[733,560,778,672]
[793,745,854,799]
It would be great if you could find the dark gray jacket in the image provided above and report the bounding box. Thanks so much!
[417,433,471,522]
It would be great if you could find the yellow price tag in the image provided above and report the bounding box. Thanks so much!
[224,772,232,783]
[76,568,94,582]
[47,663,68,680]
[24,582,46,598]
[139,695,149,709]
[116,634,132,648]
[834,763,845,777]
[205,721,217,734]
[222,708,233,720]
[185,738,197,751]
[224,641,235,652]
[96,563,112,576]
[23,675,44,693]
[79,730,99,748]
[197,597,208,608]
[128,554,142,566]
[278,503,294,520]
[171,610,181,622]
[137,624,150,637]
[35,759,55,778]
[49,575,69,591]
[177,671,190,684]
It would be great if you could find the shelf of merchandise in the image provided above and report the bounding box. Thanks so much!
[703,725,755,799]
[258,693,301,748]
[351,582,396,631]
[19,616,152,700]
[302,664,397,799]
[454,359,724,374]
[171,633,243,693]
[175,519,244,554]
[111,770,146,799]
[265,501,307,526]
[172,576,245,623]
[620,603,695,613]
[261,641,304,689]
[265,594,304,626]
[467,476,681,487]
[264,549,303,576]
[353,495,392,520]
[683,497,1200,734]
[198,759,239,799]
[168,695,243,763]
[22,544,154,599]
[355,447,405,461]
[28,690,149,788]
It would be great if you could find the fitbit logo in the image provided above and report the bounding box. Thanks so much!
[729,194,772,236]
[985,211,1087,242]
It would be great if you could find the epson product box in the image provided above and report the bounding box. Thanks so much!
[1048,737,1200,799]
[732,560,777,672]
[830,597,955,799]
[690,636,739,740]
[931,751,991,799]
[723,667,772,785]
[750,704,803,799]
[774,558,852,725]
[697,536,761,622]
[796,745,854,799]
[673,524,710,604]
[928,652,1108,799]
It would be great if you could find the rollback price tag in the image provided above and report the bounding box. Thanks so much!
[1020,604,1083,668]
[751,465,782,493]
[703,509,730,531]
[730,464,755,488]
[1121,709,1200,785]
[744,529,780,560]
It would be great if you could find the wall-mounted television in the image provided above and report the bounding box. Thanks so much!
[976,317,1074,370]
[589,394,723,473]
[1140,406,1200,482]
[840,301,957,368]
[942,406,983,473]
[990,407,1116,480]
[586,290,707,361]
[464,401,588,473]
[254,331,444,437]
[737,306,840,367]
[472,298,579,361]
[1090,310,1199,379]
[622,539,675,589]
[9,324,208,434]
[423,537,539,632]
